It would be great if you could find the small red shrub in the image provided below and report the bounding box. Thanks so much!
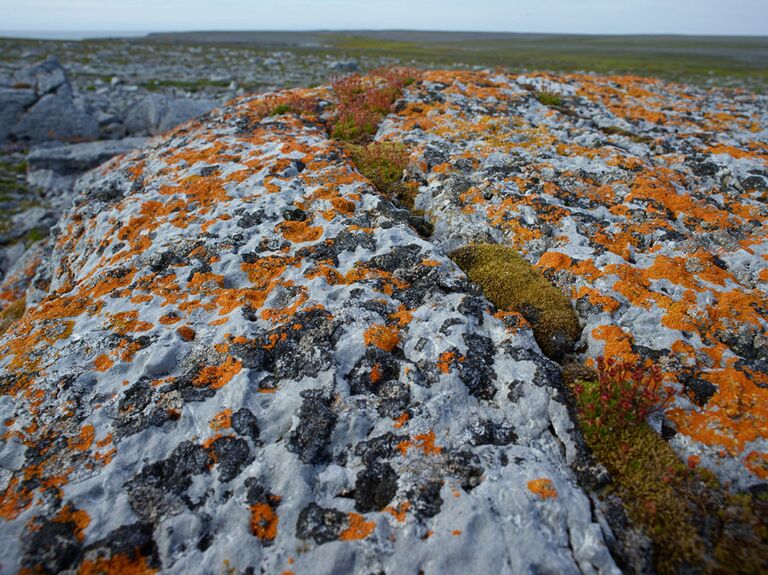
[575,356,672,437]
[330,67,418,143]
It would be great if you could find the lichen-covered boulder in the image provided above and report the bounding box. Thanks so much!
[381,70,768,489]
[0,88,618,573]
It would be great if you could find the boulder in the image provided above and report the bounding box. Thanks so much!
[124,93,218,135]
[0,88,618,575]
[11,92,99,144]
[12,55,68,96]
[27,137,148,175]
[26,137,147,203]
[2,56,99,146]
[0,88,36,142]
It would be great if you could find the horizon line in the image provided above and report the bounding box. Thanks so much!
[2,28,768,40]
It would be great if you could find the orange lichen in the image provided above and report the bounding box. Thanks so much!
[527,478,558,500]
[393,412,409,429]
[744,451,768,480]
[339,513,375,541]
[210,409,233,430]
[385,501,411,522]
[77,553,157,575]
[250,503,279,543]
[437,351,456,374]
[193,357,242,390]
[93,354,114,372]
[53,504,91,542]
[176,326,196,341]
[363,324,400,352]
[277,220,323,244]
[397,431,442,456]
[69,424,95,452]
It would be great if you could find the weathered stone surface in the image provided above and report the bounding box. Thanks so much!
[0,86,616,574]
[27,137,148,175]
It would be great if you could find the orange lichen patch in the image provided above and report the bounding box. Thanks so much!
[93,354,114,372]
[369,363,383,384]
[69,424,95,452]
[527,478,558,500]
[339,513,375,541]
[250,503,279,543]
[591,324,639,364]
[452,530,462,536]
[193,357,242,390]
[260,290,309,324]
[668,363,768,455]
[276,219,323,244]
[53,504,91,542]
[363,324,400,352]
[706,144,768,163]
[744,451,768,480]
[176,326,196,341]
[537,251,573,271]
[158,312,181,325]
[397,431,443,457]
[575,286,621,314]
[437,351,457,374]
[393,412,409,429]
[210,409,233,431]
[389,305,414,327]
[385,501,411,522]
[0,476,33,520]
[108,311,153,335]
[76,553,157,575]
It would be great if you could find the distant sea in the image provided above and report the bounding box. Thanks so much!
[0,31,149,40]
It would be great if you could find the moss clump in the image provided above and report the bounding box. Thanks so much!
[536,91,563,107]
[568,370,768,574]
[0,298,25,337]
[450,244,580,360]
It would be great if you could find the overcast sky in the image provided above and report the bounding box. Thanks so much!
[1,0,767,36]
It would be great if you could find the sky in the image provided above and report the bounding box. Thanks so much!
[1,0,767,36]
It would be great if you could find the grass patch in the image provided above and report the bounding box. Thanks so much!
[344,142,410,198]
[567,363,768,574]
[598,125,654,145]
[25,228,46,243]
[142,78,231,92]
[536,91,563,107]
[0,298,25,337]
[450,244,580,361]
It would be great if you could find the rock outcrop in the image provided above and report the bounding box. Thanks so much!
[1,57,99,146]
[0,69,766,574]
[381,71,767,490]
[0,85,617,574]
